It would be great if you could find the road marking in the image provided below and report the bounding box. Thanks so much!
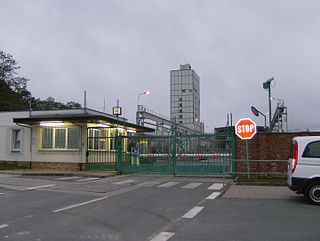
[0,192,3,195]
[182,182,202,189]
[157,182,180,188]
[26,184,56,190]
[208,183,224,190]
[57,176,83,180]
[53,196,108,213]
[206,192,220,200]
[0,224,9,229]
[113,179,136,185]
[150,232,175,241]
[76,177,100,182]
[182,206,204,219]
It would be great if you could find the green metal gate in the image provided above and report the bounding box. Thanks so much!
[85,132,234,176]
[122,133,234,176]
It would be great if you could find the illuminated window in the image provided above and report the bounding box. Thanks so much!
[88,128,109,150]
[41,127,79,150]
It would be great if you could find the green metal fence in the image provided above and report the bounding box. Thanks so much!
[86,132,234,176]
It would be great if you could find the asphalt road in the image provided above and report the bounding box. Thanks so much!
[0,174,319,241]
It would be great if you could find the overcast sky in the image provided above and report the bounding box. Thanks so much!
[1,0,320,131]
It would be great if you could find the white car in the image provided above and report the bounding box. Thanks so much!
[288,136,320,204]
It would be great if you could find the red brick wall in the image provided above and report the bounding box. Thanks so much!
[235,131,320,176]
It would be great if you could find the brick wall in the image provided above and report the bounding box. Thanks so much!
[30,162,81,171]
[235,131,320,176]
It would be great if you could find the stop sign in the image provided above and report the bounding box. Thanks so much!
[235,118,257,140]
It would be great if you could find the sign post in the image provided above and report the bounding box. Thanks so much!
[235,118,257,179]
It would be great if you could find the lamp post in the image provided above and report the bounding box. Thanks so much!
[263,77,274,132]
[137,91,150,110]
[251,106,267,131]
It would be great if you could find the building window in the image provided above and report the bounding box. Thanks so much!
[12,129,22,152]
[41,127,79,150]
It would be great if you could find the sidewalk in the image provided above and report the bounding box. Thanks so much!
[0,169,117,178]
[223,184,298,199]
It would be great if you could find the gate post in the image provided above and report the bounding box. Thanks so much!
[171,134,177,176]
[232,131,237,178]
[116,135,123,175]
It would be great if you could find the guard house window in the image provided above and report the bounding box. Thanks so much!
[41,127,79,150]
[88,128,107,150]
[12,129,22,152]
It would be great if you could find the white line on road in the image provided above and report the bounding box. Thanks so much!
[53,196,108,213]
[113,179,136,185]
[25,184,56,190]
[182,206,204,219]
[208,183,224,190]
[150,232,175,241]
[182,182,202,189]
[76,177,100,182]
[0,224,9,229]
[0,192,3,195]
[57,176,83,180]
[157,182,180,188]
[206,192,220,200]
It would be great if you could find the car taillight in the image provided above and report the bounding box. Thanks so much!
[292,142,298,173]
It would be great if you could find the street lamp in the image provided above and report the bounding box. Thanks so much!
[137,91,150,110]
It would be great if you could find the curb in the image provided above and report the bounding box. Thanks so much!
[0,170,117,178]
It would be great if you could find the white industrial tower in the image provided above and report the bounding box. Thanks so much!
[170,64,201,132]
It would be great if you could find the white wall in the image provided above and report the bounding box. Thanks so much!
[0,111,31,162]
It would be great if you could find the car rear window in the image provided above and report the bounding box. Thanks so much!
[302,141,320,158]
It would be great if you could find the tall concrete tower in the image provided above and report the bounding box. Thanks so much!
[170,64,200,132]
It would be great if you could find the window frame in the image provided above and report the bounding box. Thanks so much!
[41,127,80,151]
[11,128,23,152]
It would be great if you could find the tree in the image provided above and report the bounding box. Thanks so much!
[0,51,31,111]
[0,50,82,111]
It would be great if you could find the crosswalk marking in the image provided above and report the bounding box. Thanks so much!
[75,177,100,182]
[150,232,175,241]
[157,182,180,188]
[206,192,220,200]
[182,182,202,189]
[113,179,136,185]
[0,224,9,229]
[57,176,83,181]
[208,183,224,190]
[182,206,204,219]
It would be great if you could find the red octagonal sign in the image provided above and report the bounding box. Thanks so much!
[235,118,257,140]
